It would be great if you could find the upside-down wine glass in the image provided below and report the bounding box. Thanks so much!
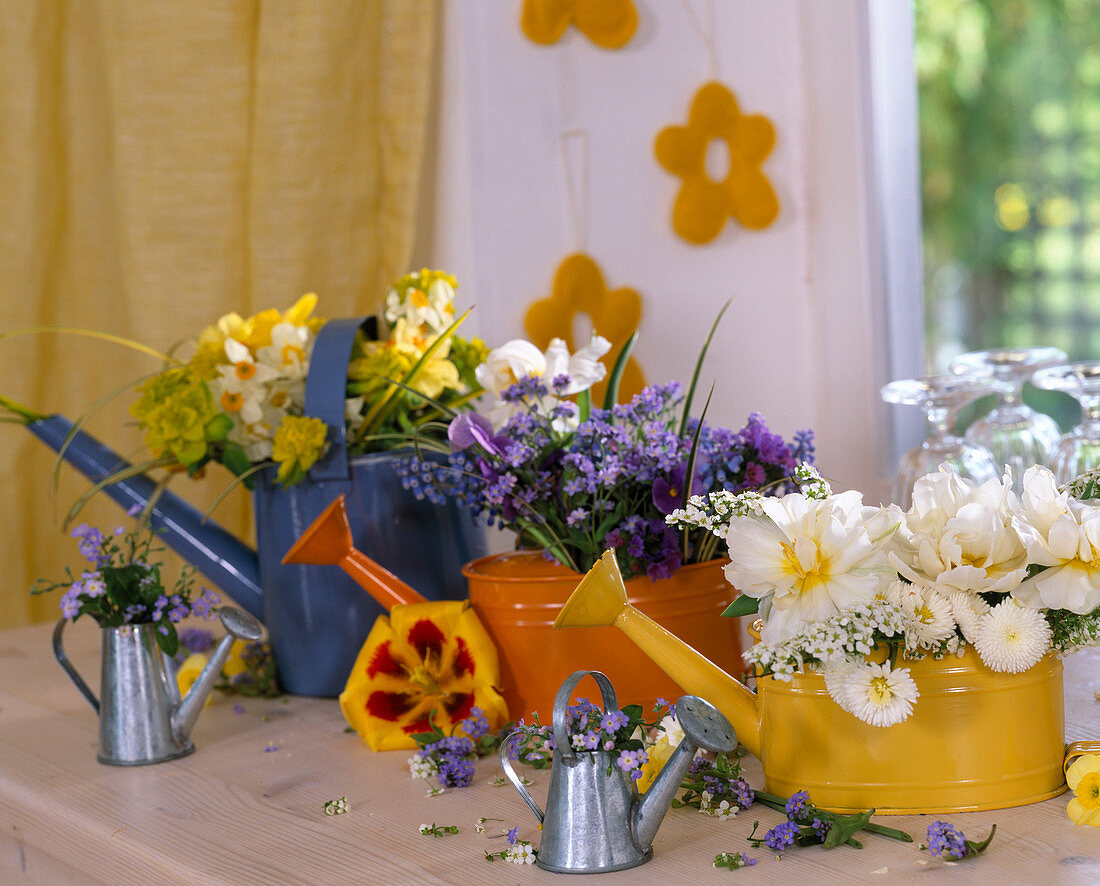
[881,373,999,510]
[948,346,1066,493]
[1031,361,1100,485]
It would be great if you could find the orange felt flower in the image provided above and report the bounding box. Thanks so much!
[339,600,509,751]
[655,82,779,244]
[521,0,637,49]
[523,253,646,404]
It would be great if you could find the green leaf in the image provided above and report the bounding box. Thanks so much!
[576,388,591,424]
[602,331,638,410]
[155,623,180,658]
[679,298,731,437]
[823,808,874,850]
[722,595,760,618]
[965,824,996,856]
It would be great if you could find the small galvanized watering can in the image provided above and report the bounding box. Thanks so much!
[500,669,737,873]
[53,607,264,765]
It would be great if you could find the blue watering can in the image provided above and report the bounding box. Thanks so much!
[26,318,486,697]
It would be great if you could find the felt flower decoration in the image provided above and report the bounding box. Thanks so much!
[655,82,780,244]
[523,253,646,404]
[340,600,509,751]
[521,0,637,50]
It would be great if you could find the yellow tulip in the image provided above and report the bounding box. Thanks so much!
[1066,753,1100,826]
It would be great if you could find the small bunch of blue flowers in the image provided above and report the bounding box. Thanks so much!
[33,513,220,657]
[407,707,516,794]
[508,697,668,780]
[399,313,814,580]
[747,790,912,852]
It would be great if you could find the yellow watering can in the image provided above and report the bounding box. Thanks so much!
[555,550,1090,814]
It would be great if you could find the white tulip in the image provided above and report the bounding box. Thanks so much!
[1012,465,1100,614]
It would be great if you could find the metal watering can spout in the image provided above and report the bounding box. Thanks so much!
[26,414,265,619]
[171,607,265,743]
[553,549,764,759]
[630,695,739,850]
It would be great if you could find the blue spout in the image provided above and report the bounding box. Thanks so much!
[28,415,265,618]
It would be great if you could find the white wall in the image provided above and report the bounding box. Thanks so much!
[432,0,923,505]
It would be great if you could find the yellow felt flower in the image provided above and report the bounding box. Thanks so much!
[271,415,329,486]
[1066,753,1100,826]
[655,82,779,244]
[339,600,509,751]
[523,253,646,404]
[521,0,637,49]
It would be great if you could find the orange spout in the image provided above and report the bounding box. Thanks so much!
[282,494,426,609]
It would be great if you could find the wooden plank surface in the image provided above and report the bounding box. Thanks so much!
[0,617,1097,885]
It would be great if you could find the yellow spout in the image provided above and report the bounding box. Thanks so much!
[553,550,762,759]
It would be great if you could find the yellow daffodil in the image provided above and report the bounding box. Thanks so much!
[339,600,509,751]
[271,415,329,486]
[636,734,676,794]
[220,638,250,680]
[1066,753,1100,826]
[390,319,460,400]
[191,293,324,377]
[176,652,212,705]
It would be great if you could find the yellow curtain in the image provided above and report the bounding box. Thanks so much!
[0,0,438,628]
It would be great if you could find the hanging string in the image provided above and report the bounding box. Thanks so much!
[560,128,588,252]
[682,0,719,81]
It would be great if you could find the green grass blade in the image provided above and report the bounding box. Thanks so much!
[679,298,731,436]
[602,331,638,410]
[358,308,473,436]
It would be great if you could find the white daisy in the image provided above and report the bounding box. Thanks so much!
[831,661,919,728]
[972,598,1052,673]
[890,582,958,651]
[946,590,991,644]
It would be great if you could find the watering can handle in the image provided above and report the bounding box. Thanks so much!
[552,670,618,764]
[52,619,99,714]
[1065,740,1100,774]
[303,316,371,482]
[499,730,545,824]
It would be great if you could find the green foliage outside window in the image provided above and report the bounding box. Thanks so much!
[916,0,1100,426]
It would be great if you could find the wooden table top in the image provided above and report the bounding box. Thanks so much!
[0,617,1097,885]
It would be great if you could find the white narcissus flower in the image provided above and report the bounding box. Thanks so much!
[893,466,1029,598]
[542,335,612,395]
[475,339,547,401]
[1012,465,1100,615]
[256,321,312,378]
[724,490,899,643]
[477,335,612,431]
